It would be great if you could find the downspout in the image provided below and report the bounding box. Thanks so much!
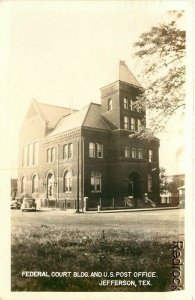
[81,136,85,212]
[57,143,59,203]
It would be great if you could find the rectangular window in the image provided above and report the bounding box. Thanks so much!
[89,142,103,158]
[23,145,28,167]
[89,142,96,157]
[51,147,55,162]
[138,149,143,159]
[124,97,128,109]
[130,99,134,111]
[130,118,136,131]
[125,147,130,158]
[91,172,101,192]
[29,143,34,166]
[34,142,39,165]
[137,119,142,131]
[108,99,112,111]
[47,148,51,162]
[149,149,153,162]
[132,148,136,158]
[124,116,129,129]
[68,143,73,158]
[97,143,103,158]
[63,144,68,159]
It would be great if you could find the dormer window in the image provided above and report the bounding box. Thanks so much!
[108,99,112,111]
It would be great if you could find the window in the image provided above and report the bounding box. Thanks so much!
[137,106,142,113]
[47,173,54,196]
[34,142,39,165]
[130,99,134,111]
[91,171,101,192]
[68,143,73,158]
[108,99,112,111]
[137,119,142,131]
[51,147,55,162]
[64,171,72,192]
[47,148,51,162]
[21,176,27,194]
[130,118,136,131]
[124,97,128,109]
[97,143,103,158]
[89,142,103,158]
[124,116,129,129]
[132,148,136,158]
[125,147,130,158]
[23,142,39,167]
[148,174,152,192]
[23,145,28,167]
[32,175,39,193]
[149,149,153,162]
[138,149,143,159]
[89,142,96,158]
[63,144,68,159]
[29,144,34,166]
[63,143,73,159]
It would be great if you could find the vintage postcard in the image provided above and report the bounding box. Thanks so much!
[0,0,194,300]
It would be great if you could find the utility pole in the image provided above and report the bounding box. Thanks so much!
[76,140,80,213]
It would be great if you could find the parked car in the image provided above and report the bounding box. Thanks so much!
[11,199,21,209]
[21,198,36,212]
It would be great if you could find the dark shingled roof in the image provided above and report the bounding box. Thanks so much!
[47,103,111,137]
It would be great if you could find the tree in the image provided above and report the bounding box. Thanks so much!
[133,11,185,134]
[159,167,169,194]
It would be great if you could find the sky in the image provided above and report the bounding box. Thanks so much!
[0,0,190,177]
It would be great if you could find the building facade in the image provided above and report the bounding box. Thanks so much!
[17,61,160,210]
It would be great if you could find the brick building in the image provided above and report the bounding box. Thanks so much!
[17,61,160,210]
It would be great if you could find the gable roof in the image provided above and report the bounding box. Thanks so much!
[35,101,77,129]
[47,104,90,136]
[47,103,112,137]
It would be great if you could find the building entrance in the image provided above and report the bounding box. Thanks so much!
[128,172,141,198]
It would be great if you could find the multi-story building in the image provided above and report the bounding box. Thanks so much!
[17,61,160,210]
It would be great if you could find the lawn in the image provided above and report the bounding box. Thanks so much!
[11,209,184,292]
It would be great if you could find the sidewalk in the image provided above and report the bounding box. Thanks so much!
[38,206,180,214]
[85,206,180,214]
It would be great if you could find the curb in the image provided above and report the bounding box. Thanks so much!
[85,207,181,214]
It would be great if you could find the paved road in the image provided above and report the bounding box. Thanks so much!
[11,208,184,239]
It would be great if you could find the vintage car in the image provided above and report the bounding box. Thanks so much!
[21,198,36,212]
[11,199,21,209]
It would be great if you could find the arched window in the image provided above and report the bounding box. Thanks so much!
[148,174,152,192]
[91,171,101,192]
[108,99,112,111]
[64,171,72,192]
[47,173,54,196]
[32,175,39,193]
[21,176,27,193]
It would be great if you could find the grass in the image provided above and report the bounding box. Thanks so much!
[11,221,183,292]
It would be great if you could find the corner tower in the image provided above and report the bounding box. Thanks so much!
[101,61,145,132]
